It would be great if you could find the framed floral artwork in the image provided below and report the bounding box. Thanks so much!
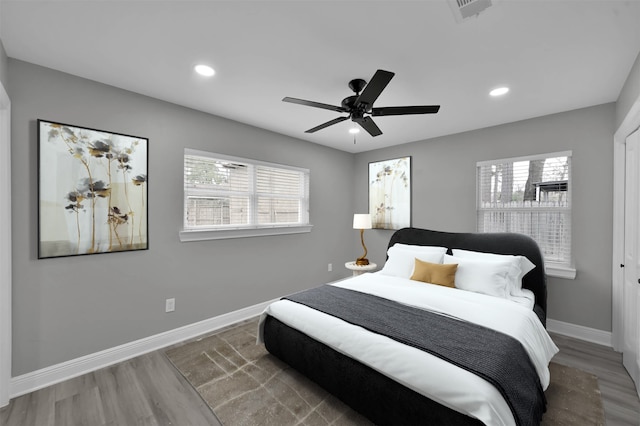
[38,120,148,258]
[369,156,411,230]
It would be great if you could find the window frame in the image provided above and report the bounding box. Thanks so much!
[476,151,576,279]
[180,148,312,242]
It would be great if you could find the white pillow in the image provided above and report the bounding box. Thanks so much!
[443,254,513,298]
[393,243,448,253]
[451,249,535,295]
[380,245,447,278]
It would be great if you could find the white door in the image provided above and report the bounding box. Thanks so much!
[0,82,10,408]
[623,129,640,397]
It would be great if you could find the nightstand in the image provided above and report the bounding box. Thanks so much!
[345,261,377,276]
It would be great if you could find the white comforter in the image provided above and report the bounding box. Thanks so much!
[258,272,559,426]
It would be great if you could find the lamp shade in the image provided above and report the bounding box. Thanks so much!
[353,214,372,230]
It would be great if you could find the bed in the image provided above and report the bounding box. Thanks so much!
[259,227,558,425]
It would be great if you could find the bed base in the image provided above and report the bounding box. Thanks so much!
[263,315,484,425]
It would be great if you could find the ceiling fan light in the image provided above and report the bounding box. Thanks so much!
[490,87,509,97]
[194,64,215,77]
[349,127,360,134]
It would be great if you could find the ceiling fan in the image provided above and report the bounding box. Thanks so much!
[282,69,440,137]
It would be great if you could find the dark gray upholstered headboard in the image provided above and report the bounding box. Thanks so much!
[387,227,547,326]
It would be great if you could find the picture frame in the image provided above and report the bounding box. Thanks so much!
[368,156,411,230]
[38,119,148,258]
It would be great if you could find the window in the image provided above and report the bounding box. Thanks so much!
[477,151,574,278]
[180,149,311,241]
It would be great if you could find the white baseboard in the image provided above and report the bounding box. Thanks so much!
[9,299,277,399]
[9,303,613,399]
[547,318,612,347]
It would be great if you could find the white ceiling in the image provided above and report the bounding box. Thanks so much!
[1,0,640,153]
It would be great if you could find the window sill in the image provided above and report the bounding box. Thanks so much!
[545,264,576,280]
[179,224,313,242]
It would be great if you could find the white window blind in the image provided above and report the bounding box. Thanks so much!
[256,165,306,225]
[477,151,572,272]
[183,149,309,234]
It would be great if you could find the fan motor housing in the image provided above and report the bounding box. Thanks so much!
[341,95,358,110]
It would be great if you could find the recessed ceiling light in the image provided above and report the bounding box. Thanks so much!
[490,87,509,97]
[194,64,215,77]
[349,127,360,134]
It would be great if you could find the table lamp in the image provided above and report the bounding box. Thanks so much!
[353,214,372,265]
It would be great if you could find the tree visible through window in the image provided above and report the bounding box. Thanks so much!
[477,151,572,269]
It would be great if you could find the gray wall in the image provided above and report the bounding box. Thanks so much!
[354,103,615,332]
[616,50,640,129]
[0,38,7,89]
[0,0,6,89]
[7,54,620,375]
[9,59,355,376]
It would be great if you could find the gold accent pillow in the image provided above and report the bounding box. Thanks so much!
[410,258,458,288]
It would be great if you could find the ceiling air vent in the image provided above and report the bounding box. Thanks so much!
[448,0,494,22]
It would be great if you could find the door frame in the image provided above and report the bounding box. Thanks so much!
[613,97,640,353]
[0,80,11,408]
[622,131,640,393]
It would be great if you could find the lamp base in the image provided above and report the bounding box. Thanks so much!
[355,258,370,266]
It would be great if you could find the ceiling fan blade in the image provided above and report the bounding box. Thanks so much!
[283,97,346,113]
[305,116,349,133]
[372,105,440,116]
[354,116,383,137]
[354,69,395,109]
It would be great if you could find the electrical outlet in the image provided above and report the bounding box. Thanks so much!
[328,263,333,272]
[165,298,175,313]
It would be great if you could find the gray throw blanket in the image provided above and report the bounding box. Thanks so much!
[285,285,546,426]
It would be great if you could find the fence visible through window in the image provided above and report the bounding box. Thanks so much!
[184,149,309,231]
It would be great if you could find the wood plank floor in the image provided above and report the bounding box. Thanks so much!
[0,351,221,426]
[1,331,639,426]
[549,333,640,426]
